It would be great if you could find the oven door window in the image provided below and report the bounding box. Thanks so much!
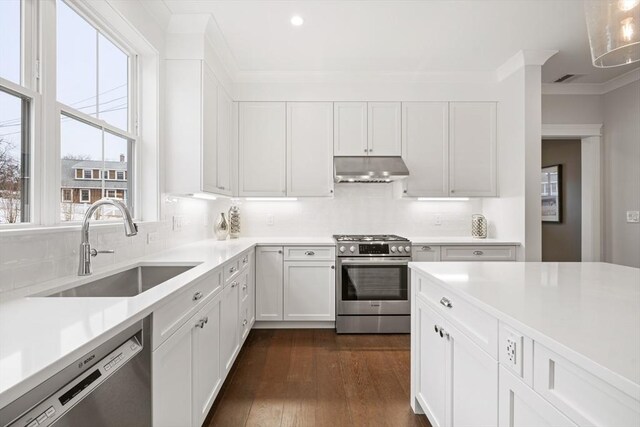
[341,264,408,301]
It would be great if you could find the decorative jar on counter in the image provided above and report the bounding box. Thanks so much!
[229,204,241,239]
[214,212,229,240]
[471,214,487,239]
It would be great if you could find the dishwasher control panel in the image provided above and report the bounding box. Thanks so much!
[11,336,141,427]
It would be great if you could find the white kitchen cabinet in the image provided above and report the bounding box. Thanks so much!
[334,102,368,156]
[239,102,287,196]
[449,102,497,197]
[152,316,193,427]
[283,261,335,321]
[402,102,449,197]
[412,245,441,262]
[255,246,284,321]
[287,102,334,197]
[192,294,223,427]
[220,279,240,374]
[215,87,233,196]
[368,102,401,156]
[239,251,255,343]
[499,366,577,427]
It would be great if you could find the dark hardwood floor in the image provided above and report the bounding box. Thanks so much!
[205,329,432,427]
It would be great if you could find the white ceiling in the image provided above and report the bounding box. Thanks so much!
[161,0,639,84]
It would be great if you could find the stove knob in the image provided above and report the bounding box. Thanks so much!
[405,246,411,253]
[398,246,404,253]
[339,246,346,253]
[349,246,356,253]
[391,246,397,253]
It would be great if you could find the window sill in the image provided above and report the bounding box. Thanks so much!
[0,220,155,237]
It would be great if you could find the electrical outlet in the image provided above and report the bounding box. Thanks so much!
[266,214,275,226]
[506,338,517,365]
[435,215,442,226]
[172,215,184,231]
[147,232,160,244]
[627,211,640,223]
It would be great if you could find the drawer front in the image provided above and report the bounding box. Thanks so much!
[152,268,223,349]
[533,343,640,427]
[440,245,516,261]
[284,246,335,261]
[412,245,441,262]
[239,267,250,305]
[414,272,498,358]
[239,299,251,343]
[223,259,240,284]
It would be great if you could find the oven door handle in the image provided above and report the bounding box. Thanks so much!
[339,258,409,266]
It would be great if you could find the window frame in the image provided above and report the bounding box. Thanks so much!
[62,188,72,202]
[80,188,89,202]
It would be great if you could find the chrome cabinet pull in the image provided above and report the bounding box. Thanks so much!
[278,250,283,254]
[229,266,237,273]
[243,319,248,326]
[305,251,315,256]
[195,317,208,328]
[331,265,335,270]
[243,257,248,264]
[440,297,453,308]
[434,324,440,334]
[473,250,484,256]
[193,291,203,301]
[231,281,238,288]
[439,328,450,340]
[421,246,431,251]
[363,148,367,153]
[242,284,247,291]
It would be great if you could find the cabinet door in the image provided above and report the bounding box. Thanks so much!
[202,64,218,194]
[220,281,240,374]
[192,294,223,427]
[255,246,284,321]
[402,102,449,196]
[334,102,368,156]
[499,366,577,427]
[415,298,448,427]
[450,323,498,427]
[412,245,441,262]
[449,102,497,197]
[368,102,401,156]
[239,264,251,343]
[283,261,335,321]
[287,102,334,197]
[152,318,193,427]
[239,102,286,196]
[216,87,233,195]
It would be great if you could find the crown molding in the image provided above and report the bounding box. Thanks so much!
[542,67,640,95]
[233,70,498,84]
[496,50,558,81]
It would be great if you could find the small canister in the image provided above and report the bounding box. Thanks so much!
[471,214,487,239]
[229,203,241,239]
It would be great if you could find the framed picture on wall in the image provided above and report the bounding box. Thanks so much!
[541,164,562,222]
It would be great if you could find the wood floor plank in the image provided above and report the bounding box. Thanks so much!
[206,330,430,427]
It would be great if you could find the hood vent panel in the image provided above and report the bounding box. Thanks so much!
[334,156,410,183]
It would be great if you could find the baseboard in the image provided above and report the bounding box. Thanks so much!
[253,321,336,329]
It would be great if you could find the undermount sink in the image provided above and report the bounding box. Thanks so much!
[46,265,195,298]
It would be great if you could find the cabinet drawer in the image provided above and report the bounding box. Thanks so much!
[414,272,498,358]
[153,268,222,350]
[412,245,441,262]
[223,259,240,284]
[284,246,335,261]
[440,245,516,261]
[533,343,640,427]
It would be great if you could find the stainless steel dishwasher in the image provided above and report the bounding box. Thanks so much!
[0,317,151,427]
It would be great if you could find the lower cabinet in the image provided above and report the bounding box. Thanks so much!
[499,366,577,427]
[220,279,240,375]
[414,297,498,427]
[153,292,222,427]
[255,246,284,321]
[283,261,335,321]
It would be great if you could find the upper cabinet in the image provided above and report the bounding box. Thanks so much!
[164,59,233,197]
[287,102,334,197]
[334,102,368,156]
[368,102,402,156]
[402,101,497,198]
[449,102,497,197]
[402,102,449,197]
[239,102,287,197]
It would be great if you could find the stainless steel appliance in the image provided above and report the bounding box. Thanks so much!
[333,156,410,183]
[1,318,151,427]
[334,234,412,333]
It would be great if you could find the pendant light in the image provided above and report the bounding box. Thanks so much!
[584,0,640,67]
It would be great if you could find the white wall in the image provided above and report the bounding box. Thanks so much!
[542,94,603,124]
[602,80,640,268]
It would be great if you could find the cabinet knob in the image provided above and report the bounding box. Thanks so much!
[364,149,368,153]
[434,324,440,334]
[278,250,283,254]
[231,281,238,288]
[193,291,203,301]
[229,266,237,273]
[330,189,334,194]
[369,148,373,153]
[440,297,453,308]
[243,319,248,326]
[195,317,207,329]
[331,265,335,270]
[242,284,247,290]
[451,190,455,193]
[473,250,484,256]
[439,328,450,340]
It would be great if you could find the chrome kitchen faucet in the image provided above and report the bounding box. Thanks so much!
[78,199,138,276]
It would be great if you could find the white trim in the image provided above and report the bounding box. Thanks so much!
[542,125,603,262]
[542,68,640,95]
[252,321,335,329]
[497,50,558,81]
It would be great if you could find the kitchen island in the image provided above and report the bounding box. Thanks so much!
[409,262,640,427]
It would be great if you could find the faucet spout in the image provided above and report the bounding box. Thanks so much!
[78,199,138,276]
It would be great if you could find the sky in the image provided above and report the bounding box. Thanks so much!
[0,0,129,163]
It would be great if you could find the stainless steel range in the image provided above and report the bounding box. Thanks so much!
[334,234,411,334]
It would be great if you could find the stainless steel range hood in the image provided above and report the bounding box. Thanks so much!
[334,156,409,183]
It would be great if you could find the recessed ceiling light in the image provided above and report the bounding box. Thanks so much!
[290,15,304,26]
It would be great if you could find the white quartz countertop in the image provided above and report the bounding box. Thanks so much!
[408,237,521,245]
[0,237,334,409]
[409,262,640,394]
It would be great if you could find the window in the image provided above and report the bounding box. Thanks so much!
[62,189,72,202]
[0,0,21,84]
[57,1,135,222]
[105,189,116,198]
[80,189,90,203]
